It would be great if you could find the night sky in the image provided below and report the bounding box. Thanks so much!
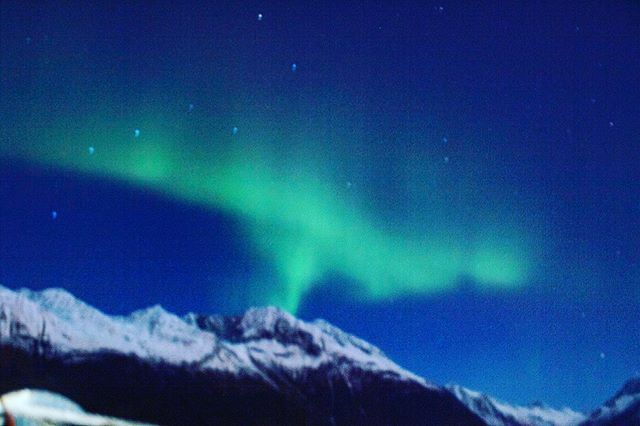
[1,0,639,412]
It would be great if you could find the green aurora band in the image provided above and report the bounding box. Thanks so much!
[2,112,540,313]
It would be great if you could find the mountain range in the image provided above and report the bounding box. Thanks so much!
[0,285,637,425]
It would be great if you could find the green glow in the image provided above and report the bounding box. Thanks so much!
[3,114,537,313]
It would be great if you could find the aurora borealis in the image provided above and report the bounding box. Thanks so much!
[1,0,639,412]
[4,104,535,312]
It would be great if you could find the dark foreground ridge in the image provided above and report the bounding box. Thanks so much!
[1,345,485,425]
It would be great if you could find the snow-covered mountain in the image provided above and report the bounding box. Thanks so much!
[0,285,636,426]
[0,286,429,384]
[581,378,640,425]
[0,285,483,425]
[447,384,586,426]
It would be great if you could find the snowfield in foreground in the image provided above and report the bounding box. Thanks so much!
[0,389,154,426]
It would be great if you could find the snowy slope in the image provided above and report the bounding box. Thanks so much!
[447,385,586,426]
[4,285,637,426]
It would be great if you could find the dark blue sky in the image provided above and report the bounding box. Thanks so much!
[1,0,639,411]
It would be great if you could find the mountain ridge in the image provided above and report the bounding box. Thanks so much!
[0,285,636,425]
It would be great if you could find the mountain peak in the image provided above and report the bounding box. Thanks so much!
[584,376,640,425]
[18,286,82,309]
[127,304,173,326]
[11,286,109,326]
[611,376,640,400]
[239,305,298,337]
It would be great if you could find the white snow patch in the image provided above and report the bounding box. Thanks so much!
[0,389,154,425]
